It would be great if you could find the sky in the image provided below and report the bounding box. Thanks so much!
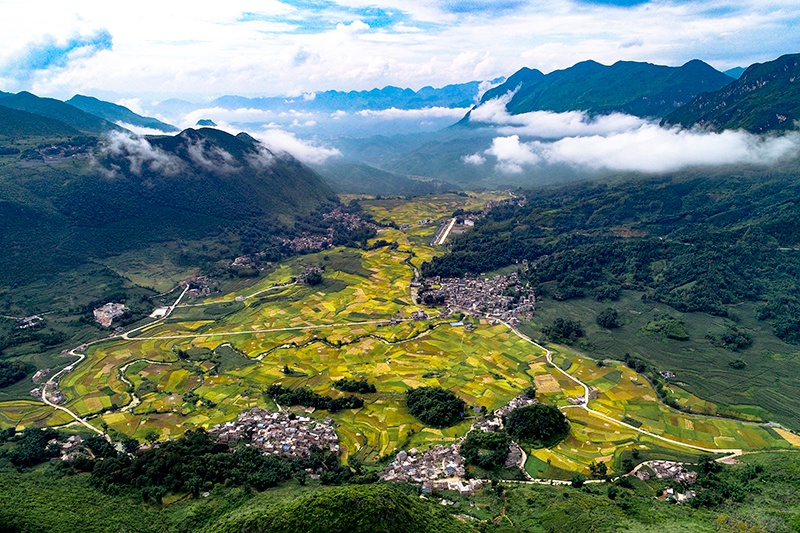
[0,0,798,100]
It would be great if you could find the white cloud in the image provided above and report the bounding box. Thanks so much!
[251,128,341,164]
[356,106,471,119]
[469,95,647,138]
[98,131,183,177]
[2,0,796,98]
[478,126,800,174]
[462,153,486,165]
[114,121,176,136]
[115,97,144,115]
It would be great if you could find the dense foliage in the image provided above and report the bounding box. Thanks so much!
[504,404,570,446]
[596,308,621,329]
[266,384,364,412]
[90,428,301,501]
[422,166,800,343]
[459,430,511,470]
[7,428,61,467]
[0,360,35,387]
[333,377,377,394]
[404,386,466,428]
[210,483,471,533]
[541,318,584,343]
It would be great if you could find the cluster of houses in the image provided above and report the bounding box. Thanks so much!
[49,435,86,462]
[17,315,43,329]
[207,407,340,459]
[31,378,67,404]
[93,302,126,327]
[637,460,698,485]
[379,392,537,493]
[281,234,333,252]
[297,266,324,285]
[420,272,535,324]
[322,208,378,232]
[180,275,220,299]
[378,443,484,495]
[32,368,50,383]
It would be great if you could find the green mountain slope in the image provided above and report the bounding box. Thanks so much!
[209,484,470,533]
[0,105,80,138]
[314,161,451,195]
[0,92,122,134]
[474,59,733,118]
[67,95,178,132]
[0,127,336,285]
[663,53,800,133]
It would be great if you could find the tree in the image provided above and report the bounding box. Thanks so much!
[596,308,621,329]
[460,430,511,470]
[144,429,159,444]
[504,404,570,446]
[571,474,585,488]
[589,461,608,478]
[405,387,465,428]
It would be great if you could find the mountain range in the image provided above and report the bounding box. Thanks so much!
[469,59,734,119]
[663,53,800,133]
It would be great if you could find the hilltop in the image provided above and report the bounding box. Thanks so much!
[67,95,178,133]
[663,53,800,133]
[467,59,733,119]
[0,127,336,288]
[0,92,122,134]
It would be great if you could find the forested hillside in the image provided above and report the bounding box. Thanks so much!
[423,161,800,342]
[663,53,800,133]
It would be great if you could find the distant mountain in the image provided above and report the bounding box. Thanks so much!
[724,67,746,79]
[662,53,800,133]
[0,105,80,139]
[470,59,733,119]
[314,160,451,196]
[478,67,545,103]
[196,119,217,126]
[67,95,178,133]
[0,127,336,285]
[210,80,501,113]
[0,92,122,134]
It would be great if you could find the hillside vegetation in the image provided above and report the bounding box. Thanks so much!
[663,53,800,133]
[473,59,733,118]
[67,95,179,133]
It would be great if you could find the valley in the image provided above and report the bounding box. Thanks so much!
[3,192,797,483]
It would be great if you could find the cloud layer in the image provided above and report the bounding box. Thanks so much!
[0,0,797,98]
[466,96,800,174]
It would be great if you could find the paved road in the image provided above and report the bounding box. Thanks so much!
[435,217,457,246]
[501,322,742,457]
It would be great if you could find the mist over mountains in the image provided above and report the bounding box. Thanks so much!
[2,53,800,195]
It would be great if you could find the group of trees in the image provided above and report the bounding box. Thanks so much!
[503,404,570,446]
[266,384,364,413]
[0,360,35,388]
[405,387,465,428]
[333,378,377,394]
[541,318,584,343]
[459,430,511,470]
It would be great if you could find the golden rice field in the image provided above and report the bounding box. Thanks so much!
[2,192,798,476]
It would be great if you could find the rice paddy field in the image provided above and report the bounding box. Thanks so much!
[2,192,799,478]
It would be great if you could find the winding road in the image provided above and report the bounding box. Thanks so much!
[501,321,743,457]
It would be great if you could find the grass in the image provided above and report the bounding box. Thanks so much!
[519,289,800,429]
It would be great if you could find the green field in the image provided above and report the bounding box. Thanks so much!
[2,192,798,475]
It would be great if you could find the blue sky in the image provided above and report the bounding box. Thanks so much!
[0,0,797,99]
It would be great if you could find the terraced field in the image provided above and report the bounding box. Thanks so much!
[2,193,799,478]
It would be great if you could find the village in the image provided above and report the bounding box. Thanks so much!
[378,392,537,495]
[417,271,535,324]
[207,407,340,462]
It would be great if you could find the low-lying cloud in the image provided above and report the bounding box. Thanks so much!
[356,106,471,120]
[466,94,800,174]
[98,131,182,178]
[252,129,341,165]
